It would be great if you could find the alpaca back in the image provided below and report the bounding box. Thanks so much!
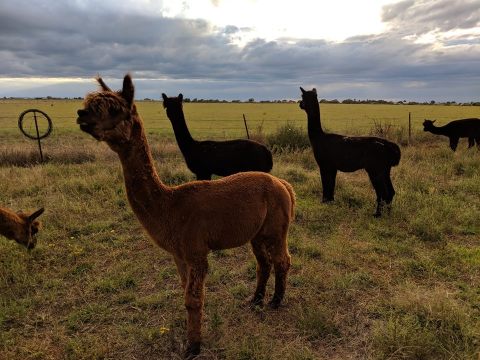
[190,139,273,176]
[163,172,293,252]
[444,118,480,137]
[311,133,400,171]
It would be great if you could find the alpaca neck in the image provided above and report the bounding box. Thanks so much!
[306,102,324,135]
[427,124,447,135]
[116,114,170,219]
[168,108,195,153]
[0,209,17,240]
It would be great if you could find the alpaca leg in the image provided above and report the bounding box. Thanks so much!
[184,260,208,359]
[320,167,337,202]
[268,239,291,309]
[174,256,188,289]
[250,239,272,307]
[475,137,480,149]
[468,137,475,148]
[384,167,395,205]
[367,170,387,217]
[449,137,459,151]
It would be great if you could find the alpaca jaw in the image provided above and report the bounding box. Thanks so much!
[13,210,43,249]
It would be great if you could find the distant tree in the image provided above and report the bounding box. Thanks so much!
[248,98,254,103]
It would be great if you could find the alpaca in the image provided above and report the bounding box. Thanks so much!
[0,206,44,249]
[423,118,480,151]
[299,87,401,217]
[77,75,294,358]
[162,93,273,180]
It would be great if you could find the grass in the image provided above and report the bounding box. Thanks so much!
[2,99,480,140]
[0,100,479,359]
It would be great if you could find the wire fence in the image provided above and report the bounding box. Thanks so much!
[1,100,479,146]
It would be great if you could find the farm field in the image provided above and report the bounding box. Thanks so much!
[1,100,479,359]
[2,99,480,140]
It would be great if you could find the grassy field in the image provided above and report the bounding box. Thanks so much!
[0,100,479,359]
[2,99,480,140]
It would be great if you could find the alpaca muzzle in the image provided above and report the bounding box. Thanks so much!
[77,113,100,139]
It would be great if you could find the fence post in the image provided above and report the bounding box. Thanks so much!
[408,112,412,145]
[33,111,44,162]
[243,114,250,139]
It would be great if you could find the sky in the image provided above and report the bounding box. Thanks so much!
[0,0,479,101]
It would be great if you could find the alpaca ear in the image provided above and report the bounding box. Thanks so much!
[96,75,112,92]
[178,94,183,101]
[312,88,317,94]
[300,87,306,94]
[162,93,168,101]
[122,74,135,106]
[28,207,44,222]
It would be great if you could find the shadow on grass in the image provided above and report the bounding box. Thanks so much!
[0,149,96,167]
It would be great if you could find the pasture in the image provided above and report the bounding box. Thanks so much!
[1,99,479,359]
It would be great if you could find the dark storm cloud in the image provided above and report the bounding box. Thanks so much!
[0,0,240,78]
[0,0,479,101]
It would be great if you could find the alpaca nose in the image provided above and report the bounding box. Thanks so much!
[77,109,88,117]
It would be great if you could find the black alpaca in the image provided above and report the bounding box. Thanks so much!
[423,118,480,151]
[299,87,401,217]
[162,93,273,180]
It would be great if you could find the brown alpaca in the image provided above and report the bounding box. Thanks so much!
[0,206,44,249]
[77,74,294,358]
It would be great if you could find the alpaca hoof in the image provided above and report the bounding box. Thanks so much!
[185,341,201,359]
[373,212,382,218]
[268,300,281,309]
[268,295,283,309]
[244,295,264,309]
[322,198,334,203]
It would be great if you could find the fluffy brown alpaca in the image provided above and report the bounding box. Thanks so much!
[0,206,44,249]
[77,74,294,358]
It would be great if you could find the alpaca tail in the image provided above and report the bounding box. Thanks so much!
[278,178,296,220]
[264,146,274,172]
[387,142,401,167]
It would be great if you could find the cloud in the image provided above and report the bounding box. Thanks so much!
[0,0,479,101]
[382,0,480,33]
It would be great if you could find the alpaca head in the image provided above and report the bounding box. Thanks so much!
[423,119,436,131]
[299,87,318,111]
[77,74,138,152]
[162,93,183,122]
[12,208,44,250]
